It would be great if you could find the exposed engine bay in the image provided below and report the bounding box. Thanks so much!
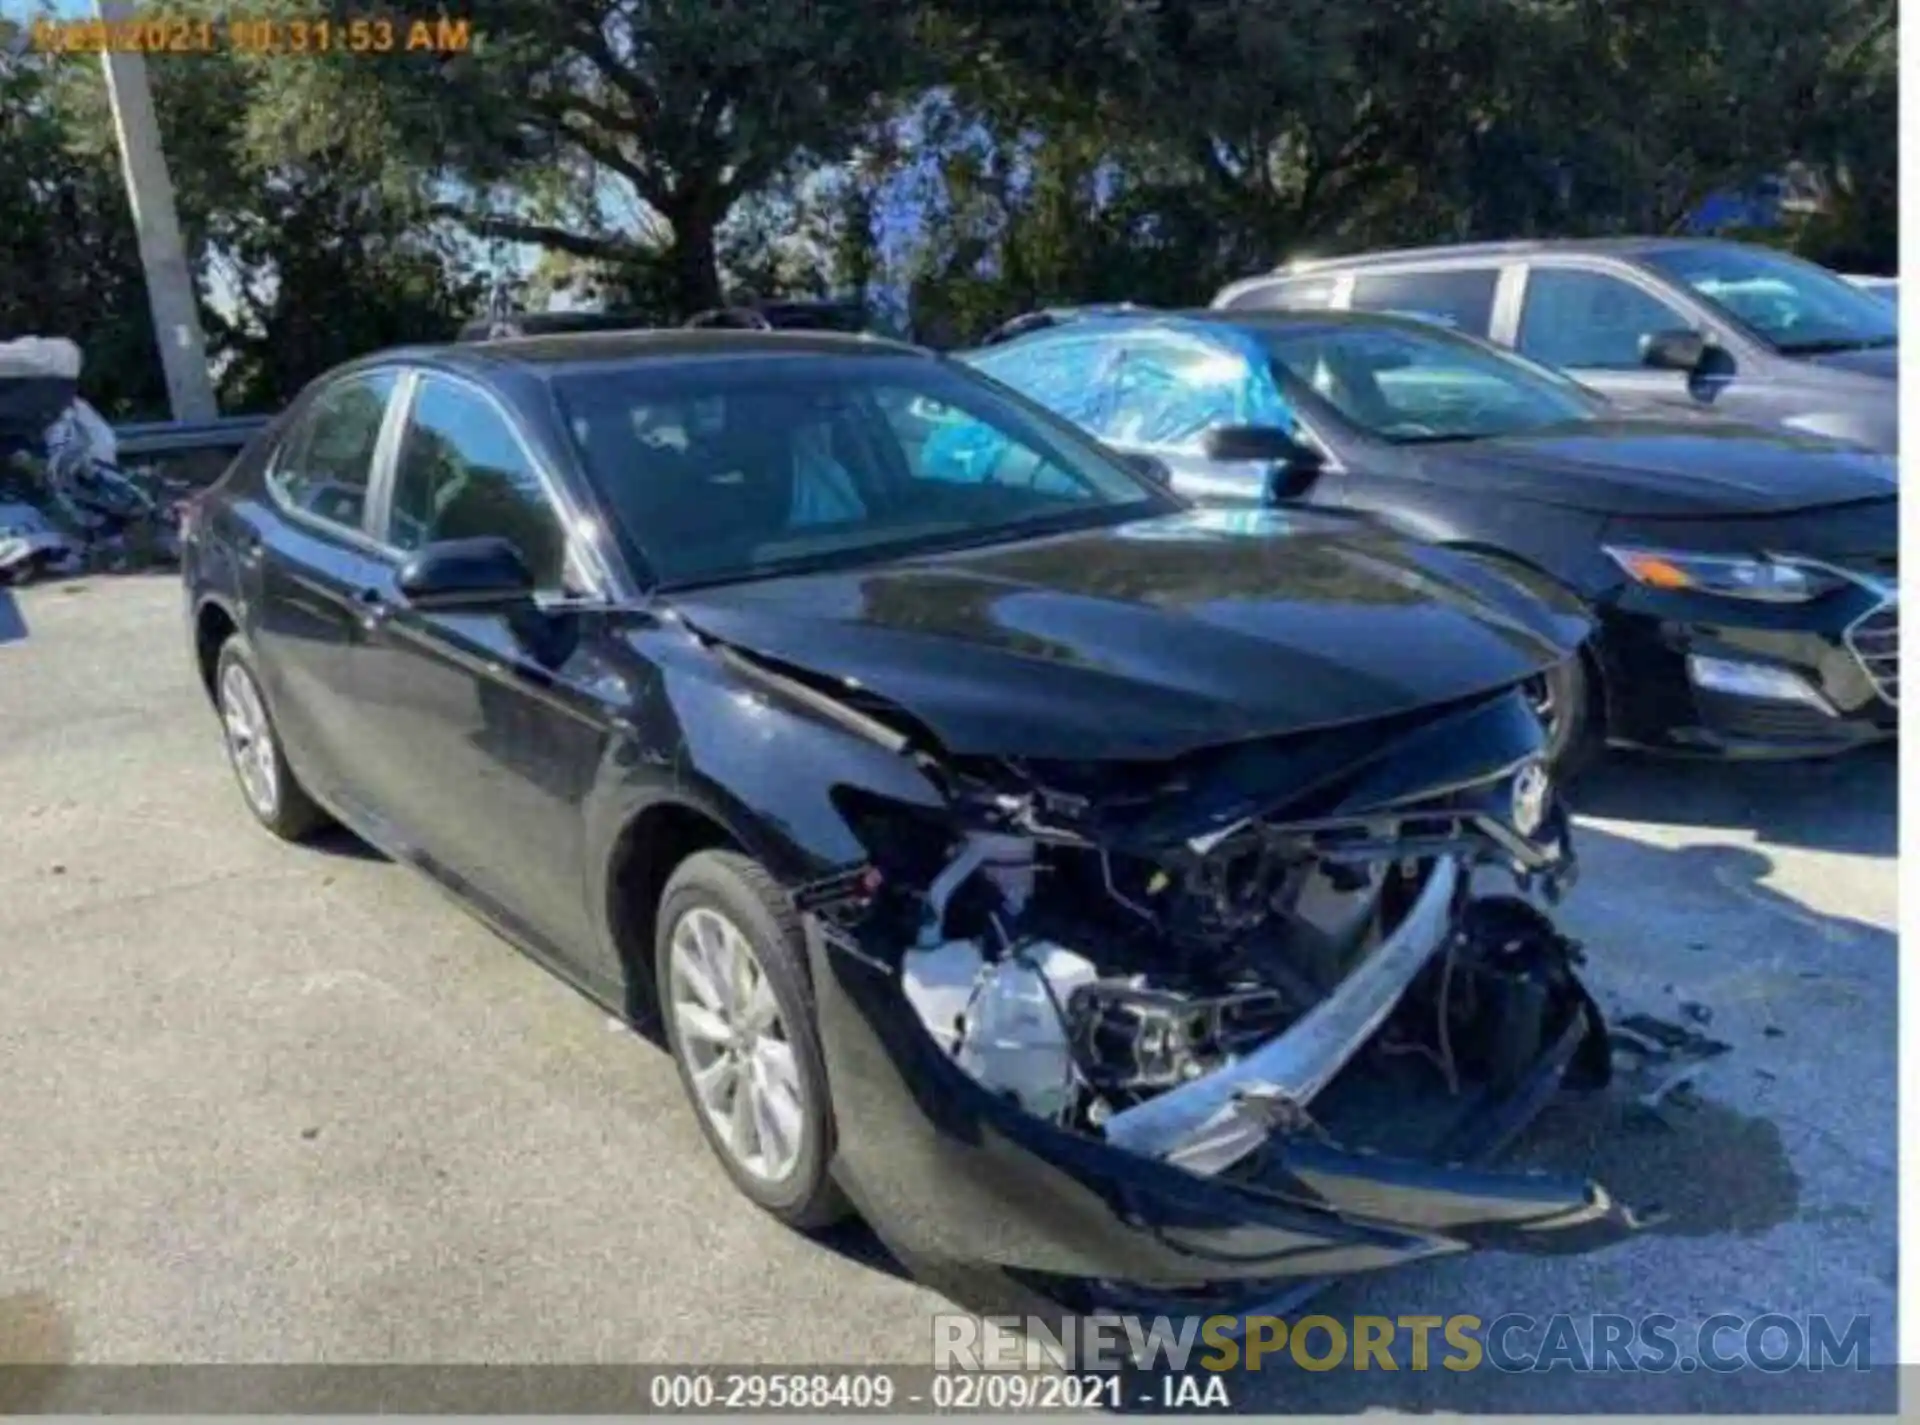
[825,747,1598,1180]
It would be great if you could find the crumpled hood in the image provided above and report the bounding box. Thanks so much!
[1422,418,1897,518]
[666,508,1587,760]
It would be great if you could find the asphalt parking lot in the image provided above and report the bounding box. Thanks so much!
[0,574,1897,1412]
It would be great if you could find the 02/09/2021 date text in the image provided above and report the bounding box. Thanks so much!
[30,13,474,56]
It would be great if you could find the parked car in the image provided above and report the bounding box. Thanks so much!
[954,308,1898,768]
[1213,239,1899,453]
[182,325,1639,1322]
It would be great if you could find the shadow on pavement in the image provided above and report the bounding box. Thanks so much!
[305,824,388,863]
[1572,744,1896,858]
[0,588,25,645]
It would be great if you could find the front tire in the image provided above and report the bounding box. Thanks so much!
[1526,651,1600,781]
[214,637,330,842]
[655,850,852,1230]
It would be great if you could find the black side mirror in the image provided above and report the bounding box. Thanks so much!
[1202,424,1322,467]
[1640,329,1709,373]
[397,536,535,610]
[1202,424,1325,500]
[1118,450,1173,485]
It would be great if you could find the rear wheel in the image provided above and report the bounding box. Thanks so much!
[214,638,330,841]
[655,850,852,1230]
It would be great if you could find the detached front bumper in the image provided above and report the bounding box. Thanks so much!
[806,854,1635,1315]
[1597,581,1897,759]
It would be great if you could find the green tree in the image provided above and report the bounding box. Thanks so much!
[0,19,166,418]
[251,0,935,315]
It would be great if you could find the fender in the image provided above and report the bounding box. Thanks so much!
[1441,542,1619,733]
[1441,542,1594,618]
[585,642,952,922]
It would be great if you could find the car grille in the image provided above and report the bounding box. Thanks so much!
[1845,601,1898,706]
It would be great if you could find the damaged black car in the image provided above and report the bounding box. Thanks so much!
[181,328,1643,1317]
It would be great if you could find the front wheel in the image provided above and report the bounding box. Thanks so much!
[655,850,853,1230]
[1524,652,1599,780]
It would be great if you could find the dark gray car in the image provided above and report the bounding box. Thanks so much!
[1214,238,1899,453]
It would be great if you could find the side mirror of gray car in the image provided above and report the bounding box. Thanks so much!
[1640,329,1709,373]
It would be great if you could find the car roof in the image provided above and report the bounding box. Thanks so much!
[978,306,1484,349]
[1263,235,1743,278]
[326,327,931,390]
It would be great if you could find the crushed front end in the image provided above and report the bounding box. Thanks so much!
[799,683,1641,1316]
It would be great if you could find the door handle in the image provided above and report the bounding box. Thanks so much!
[236,533,265,568]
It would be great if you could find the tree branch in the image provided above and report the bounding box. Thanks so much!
[427,205,645,262]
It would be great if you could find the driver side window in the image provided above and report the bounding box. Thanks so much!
[387,376,571,590]
[1517,268,1689,369]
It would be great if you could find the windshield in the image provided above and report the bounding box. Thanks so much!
[552,353,1171,588]
[1640,246,1898,353]
[1254,323,1602,444]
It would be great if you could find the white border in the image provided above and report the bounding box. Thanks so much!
[1898,0,1917,1395]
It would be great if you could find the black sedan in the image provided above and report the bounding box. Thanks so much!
[956,309,1899,769]
[182,327,1639,1323]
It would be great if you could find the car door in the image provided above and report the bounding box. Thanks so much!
[1510,262,1734,414]
[350,370,622,962]
[243,370,405,809]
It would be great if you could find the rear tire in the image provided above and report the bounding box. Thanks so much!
[655,850,853,1230]
[213,637,331,842]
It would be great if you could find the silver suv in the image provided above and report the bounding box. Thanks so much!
[1215,238,1898,453]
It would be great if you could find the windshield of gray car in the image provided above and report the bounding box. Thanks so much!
[551,353,1173,588]
[1253,323,1604,444]
[1640,246,1898,354]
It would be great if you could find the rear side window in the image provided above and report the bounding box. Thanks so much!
[268,372,397,534]
[1107,342,1257,450]
[1220,277,1339,312]
[1348,268,1500,336]
[967,337,1124,437]
[1516,268,1690,368]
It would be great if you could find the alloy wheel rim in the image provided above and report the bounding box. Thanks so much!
[667,906,805,1183]
[219,661,280,819]
[1524,673,1563,753]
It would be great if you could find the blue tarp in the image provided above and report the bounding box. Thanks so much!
[925,318,1298,481]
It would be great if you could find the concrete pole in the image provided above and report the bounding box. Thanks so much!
[94,0,218,420]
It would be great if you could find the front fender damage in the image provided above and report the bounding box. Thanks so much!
[717,637,1646,1301]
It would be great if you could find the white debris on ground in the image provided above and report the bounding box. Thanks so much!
[0,501,80,586]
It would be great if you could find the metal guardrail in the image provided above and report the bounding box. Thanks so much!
[113,414,273,459]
